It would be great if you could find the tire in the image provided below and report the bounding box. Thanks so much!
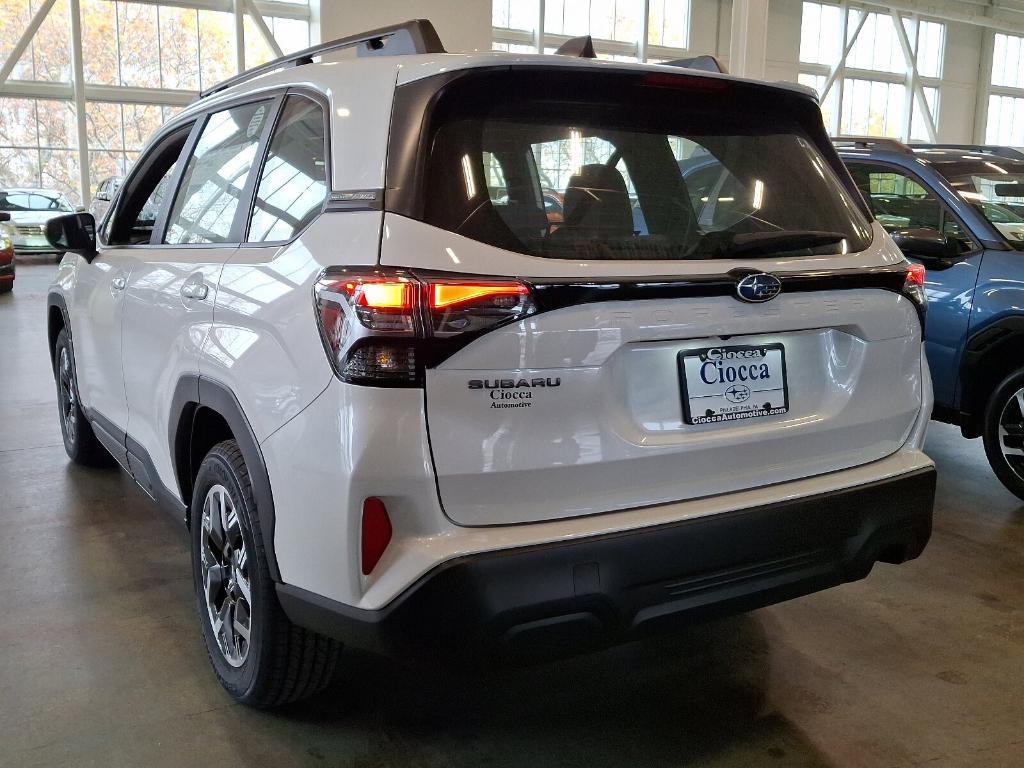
[982,367,1024,501]
[54,328,113,467]
[191,440,342,707]
[0,281,11,294]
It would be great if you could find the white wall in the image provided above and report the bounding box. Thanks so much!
[316,0,492,53]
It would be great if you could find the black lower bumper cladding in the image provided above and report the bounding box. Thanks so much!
[278,467,935,662]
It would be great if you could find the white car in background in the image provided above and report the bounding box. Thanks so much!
[44,20,936,708]
[89,176,123,222]
[0,188,78,260]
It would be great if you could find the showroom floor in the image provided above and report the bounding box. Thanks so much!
[1,262,1022,768]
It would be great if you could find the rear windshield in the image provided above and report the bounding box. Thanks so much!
[398,68,872,261]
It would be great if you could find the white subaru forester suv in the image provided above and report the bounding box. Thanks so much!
[45,21,936,707]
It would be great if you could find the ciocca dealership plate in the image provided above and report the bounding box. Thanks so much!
[679,344,789,425]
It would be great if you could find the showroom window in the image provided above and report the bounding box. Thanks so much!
[492,0,691,62]
[0,0,311,205]
[798,1,944,142]
[986,34,1024,145]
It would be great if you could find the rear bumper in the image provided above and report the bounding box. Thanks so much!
[278,465,935,661]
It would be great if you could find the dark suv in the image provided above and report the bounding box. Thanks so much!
[837,138,1024,498]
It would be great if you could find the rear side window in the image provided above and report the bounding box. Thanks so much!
[397,69,872,261]
[165,100,271,244]
[247,95,328,242]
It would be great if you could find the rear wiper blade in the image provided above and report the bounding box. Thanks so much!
[719,231,848,257]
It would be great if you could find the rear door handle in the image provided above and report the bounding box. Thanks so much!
[180,282,209,301]
[111,277,126,291]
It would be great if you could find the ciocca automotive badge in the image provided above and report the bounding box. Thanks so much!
[736,273,782,303]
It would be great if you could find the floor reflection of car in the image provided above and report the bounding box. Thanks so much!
[0,188,77,261]
[836,138,1024,498]
[89,176,122,222]
[0,213,13,293]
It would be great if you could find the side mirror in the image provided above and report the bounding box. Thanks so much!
[46,213,97,261]
[890,227,961,265]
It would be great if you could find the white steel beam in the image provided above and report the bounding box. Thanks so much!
[891,8,938,141]
[92,0,310,21]
[728,0,770,79]
[0,0,57,87]
[69,0,92,204]
[0,80,197,106]
[821,9,869,101]
[861,0,1024,34]
[234,0,246,73]
[241,0,284,59]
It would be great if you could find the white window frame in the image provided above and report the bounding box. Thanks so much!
[798,1,941,142]
[0,0,312,205]
[492,0,694,63]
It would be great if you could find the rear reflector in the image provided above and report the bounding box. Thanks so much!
[361,497,392,576]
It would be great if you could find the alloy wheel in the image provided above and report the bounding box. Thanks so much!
[997,387,1024,482]
[57,346,77,444]
[200,484,253,668]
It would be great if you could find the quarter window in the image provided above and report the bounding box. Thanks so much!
[165,100,272,244]
[247,96,328,242]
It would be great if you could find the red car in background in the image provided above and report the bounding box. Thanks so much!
[0,212,12,294]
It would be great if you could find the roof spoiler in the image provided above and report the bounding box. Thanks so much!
[554,35,597,58]
[663,55,727,73]
[552,41,729,75]
[201,19,446,98]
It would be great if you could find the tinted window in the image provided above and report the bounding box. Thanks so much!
[104,124,192,246]
[406,69,872,261]
[247,96,327,242]
[165,101,271,244]
[847,162,976,252]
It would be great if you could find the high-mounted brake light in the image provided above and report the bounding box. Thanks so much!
[314,268,536,386]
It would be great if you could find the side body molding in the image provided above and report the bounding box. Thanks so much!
[170,375,280,582]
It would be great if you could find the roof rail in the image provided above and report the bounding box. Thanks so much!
[662,54,727,74]
[913,143,1024,161]
[831,136,913,154]
[200,19,446,98]
[554,35,597,58]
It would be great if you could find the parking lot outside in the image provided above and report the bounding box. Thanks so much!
[2,262,1023,768]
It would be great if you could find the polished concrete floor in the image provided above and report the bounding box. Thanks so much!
[2,262,1023,768]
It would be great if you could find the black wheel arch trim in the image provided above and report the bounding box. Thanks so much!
[46,292,71,374]
[958,316,1024,435]
[169,375,280,582]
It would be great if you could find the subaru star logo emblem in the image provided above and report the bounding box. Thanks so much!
[736,273,782,303]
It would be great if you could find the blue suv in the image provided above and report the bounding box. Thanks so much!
[838,138,1024,498]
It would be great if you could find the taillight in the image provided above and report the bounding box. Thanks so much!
[902,262,927,329]
[314,268,535,386]
[902,262,927,308]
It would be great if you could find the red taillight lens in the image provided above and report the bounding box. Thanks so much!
[314,268,535,386]
[361,497,392,575]
[902,262,927,310]
[905,262,926,288]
